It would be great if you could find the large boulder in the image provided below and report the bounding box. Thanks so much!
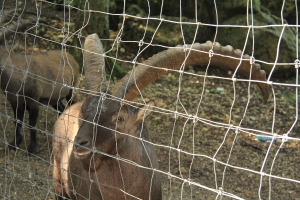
[260,1,298,24]
[115,1,298,78]
[120,12,214,57]
[217,0,261,19]
[216,9,298,78]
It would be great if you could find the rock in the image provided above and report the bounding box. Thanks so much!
[218,0,261,19]
[180,167,188,174]
[261,1,298,24]
[120,47,125,53]
[118,1,298,78]
[219,0,261,11]
[216,11,298,78]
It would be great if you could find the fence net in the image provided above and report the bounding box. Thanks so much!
[0,0,299,199]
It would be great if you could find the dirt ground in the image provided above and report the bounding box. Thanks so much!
[1,1,300,200]
[2,67,300,200]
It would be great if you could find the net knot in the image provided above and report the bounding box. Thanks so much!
[295,59,300,69]
[209,49,214,58]
[116,37,122,44]
[138,40,144,47]
[250,56,255,65]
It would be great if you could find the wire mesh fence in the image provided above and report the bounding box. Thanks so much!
[0,0,300,199]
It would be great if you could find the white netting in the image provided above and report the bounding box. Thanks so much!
[0,0,299,199]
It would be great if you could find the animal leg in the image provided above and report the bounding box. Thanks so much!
[53,102,65,114]
[66,89,79,105]
[27,105,39,155]
[55,193,71,200]
[53,158,65,200]
[9,106,25,150]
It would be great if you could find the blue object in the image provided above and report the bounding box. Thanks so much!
[255,135,277,143]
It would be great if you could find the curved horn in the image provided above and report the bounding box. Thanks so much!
[112,41,269,103]
[83,33,106,96]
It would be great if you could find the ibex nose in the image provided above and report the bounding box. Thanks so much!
[76,137,89,147]
[74,133,92,157]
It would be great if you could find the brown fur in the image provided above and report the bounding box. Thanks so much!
[53,101,83,198]
[53,33,161,200]
[53,98,161,199]
[52,33,270,199]
[0,46,80,154]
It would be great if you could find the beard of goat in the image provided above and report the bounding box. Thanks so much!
[0,49,80,155]
[53,96,161,200]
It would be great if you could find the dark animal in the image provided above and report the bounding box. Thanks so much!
[53,33,269,199]
[0,16,80,154]
[53,34,162,200]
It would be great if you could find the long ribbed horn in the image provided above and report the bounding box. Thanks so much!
[112,41,269,103]
[83,33,106,97]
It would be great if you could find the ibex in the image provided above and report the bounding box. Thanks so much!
[52,34,268,199]
[0,14,80,155]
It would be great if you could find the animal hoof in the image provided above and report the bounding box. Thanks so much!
[8,141,19,151]
[27,144,38,155]
[8,143,17,151]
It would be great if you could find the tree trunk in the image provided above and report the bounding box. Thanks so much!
[71,0,109,66]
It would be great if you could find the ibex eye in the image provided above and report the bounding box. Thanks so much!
[117,116,124,122]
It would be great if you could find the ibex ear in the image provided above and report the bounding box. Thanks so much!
[136,100,155,120]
